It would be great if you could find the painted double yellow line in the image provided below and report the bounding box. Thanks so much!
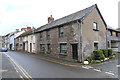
[31,55,78,67]
[4,53,33,80]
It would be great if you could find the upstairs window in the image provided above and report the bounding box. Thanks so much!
[31,36,33,41]
[46,30,50,40]
[59,26,64,37]
[39,32,42,40]
[93,22,98,30]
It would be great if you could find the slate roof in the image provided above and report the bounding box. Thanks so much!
[19,30,33,37]
[20,4,107,37]
[107,25,120,32]
[37,4,97,32]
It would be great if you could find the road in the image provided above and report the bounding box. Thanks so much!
[2,51,118,78]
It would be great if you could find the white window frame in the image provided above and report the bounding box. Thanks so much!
[93,22,98,30]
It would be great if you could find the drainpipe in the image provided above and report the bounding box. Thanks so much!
[106,26,108,49]
[77,20,83,62]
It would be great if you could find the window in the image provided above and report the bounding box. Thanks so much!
[94,43,98,50]
[110,31,112,36]
[108,41,110,48]
[59,26,64,37]
[31,36,33,41]
[39,33,42,40]
[93,22,98,30]
[46,30,50,39]
[47,44,50,50]
[116,32,118,37]
[40,44,45,53]
[33,43,35,50]
[60,44,67,54]
[47,44,51,53]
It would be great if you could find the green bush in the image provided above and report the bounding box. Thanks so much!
[93,50,105,60]
[85,57,92,63]
[100,49,108,57]
[108,49,112,56]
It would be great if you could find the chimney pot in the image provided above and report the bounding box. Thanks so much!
[48,15,54,23]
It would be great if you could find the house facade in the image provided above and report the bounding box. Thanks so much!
[0,36,5,49]
[14,27,31,51]
[35,4,107,61]
[19,29,37,53]
[107,26,120,52]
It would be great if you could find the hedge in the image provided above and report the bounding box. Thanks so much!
[93,50,105,60]
[108,49,112,56]
[100,49,108,57]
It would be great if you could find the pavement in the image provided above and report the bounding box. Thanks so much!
[1,51,117,78]
[1,53,21,78]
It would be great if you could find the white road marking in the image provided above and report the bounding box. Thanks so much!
[3,53,33,80]
[82,66,93,69]
[0,70,8,72]
[116,65,120,67]
[105,72,115,76]
[93,69,101,72]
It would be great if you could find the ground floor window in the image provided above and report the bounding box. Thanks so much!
[60,44,67,54]
[108,41,110,48]
[94,43,98,50]
[40,44,45,53]
[33,43,35,50]
[47,44,51,53]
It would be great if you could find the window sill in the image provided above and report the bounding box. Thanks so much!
[93,29,99,31]
[59,53,67,56]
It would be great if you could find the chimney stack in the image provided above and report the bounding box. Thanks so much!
[48,15,54,23]
[16,29,19,32]
[27,27,31,30]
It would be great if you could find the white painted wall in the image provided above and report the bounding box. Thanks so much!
[9,34,15,50]
[28,34,36,53]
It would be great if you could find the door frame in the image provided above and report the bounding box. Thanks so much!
[71,43,78,60]
[30,43,32,52]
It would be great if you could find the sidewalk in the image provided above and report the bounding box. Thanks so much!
[1,53,20,78]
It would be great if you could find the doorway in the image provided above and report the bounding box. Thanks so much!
[30,43,32,52]
[72,44,78,60]
[23,42,25,51]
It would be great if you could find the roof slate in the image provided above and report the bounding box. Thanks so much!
[20,4,107,37]
[37,4,96,32]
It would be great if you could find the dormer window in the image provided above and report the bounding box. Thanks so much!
[93,22,98,31]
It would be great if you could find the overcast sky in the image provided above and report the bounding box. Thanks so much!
[0,0,119,35]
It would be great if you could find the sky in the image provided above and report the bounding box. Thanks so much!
[0,0,119,35]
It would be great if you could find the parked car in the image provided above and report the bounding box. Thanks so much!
[0,48,8,52]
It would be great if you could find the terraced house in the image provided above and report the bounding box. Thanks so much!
[14,27,31,51]
[35,4,107,61]
[107,26,120,52]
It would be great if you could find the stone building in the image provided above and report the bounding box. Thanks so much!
[35,4,107,61]
[0,36,5,49]
[107,26,120,52]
